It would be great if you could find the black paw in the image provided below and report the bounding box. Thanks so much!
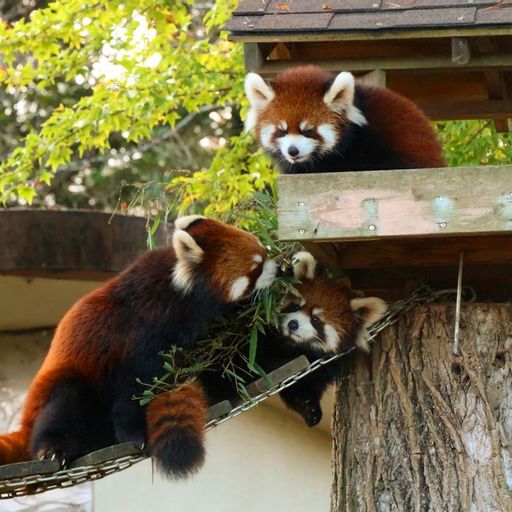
[36,447,67,467]
[302,400,322,427]
[115,429,146,452]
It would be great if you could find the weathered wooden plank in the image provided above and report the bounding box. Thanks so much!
[244,42,265,72]
[0,460,60,481]
[278,166,512,241]
[245,355,310,395]
[69,442,141,468]
[451,36,471,65]
[206,400,233,421]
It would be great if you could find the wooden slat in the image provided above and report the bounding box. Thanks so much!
[69,443,141,468]
[419,99,512,120]
[278,166,512,241]
[260,52,512,75]
[206,400,233,421]
[0,460,60,481]
[228,26,512,43]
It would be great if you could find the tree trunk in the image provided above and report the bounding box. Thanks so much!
[331,304,512,512]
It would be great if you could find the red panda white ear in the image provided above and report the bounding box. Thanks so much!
[172,229,204,264]
[350,297,388,352]
[292,251,317,281]
[174,215,206,231]
[323,72,367,127]
[244,73,275,132]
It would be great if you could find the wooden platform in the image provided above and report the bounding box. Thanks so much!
[278,166,512,300]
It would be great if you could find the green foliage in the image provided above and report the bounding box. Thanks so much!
[437,120,512,167]
[0,0,274,209]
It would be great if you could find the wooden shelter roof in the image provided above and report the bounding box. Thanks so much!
[227,1,512,39]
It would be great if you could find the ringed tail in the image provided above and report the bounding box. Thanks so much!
[146,382,207,479]
[0,430,31,465]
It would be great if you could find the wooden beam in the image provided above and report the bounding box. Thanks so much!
[243,42,265,72]
[278,166,512,242]
[356,69,386,87]
[418,99,512,121]
[229,26,512,44]
[259,53,512,77]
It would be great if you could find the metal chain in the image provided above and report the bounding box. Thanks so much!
[0,285,458,499]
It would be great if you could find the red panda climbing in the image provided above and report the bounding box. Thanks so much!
[199,252,387,427]
[0,216,277,478]
[245,65,445,174]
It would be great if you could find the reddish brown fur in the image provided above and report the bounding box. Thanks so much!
[186,220,267,301]
[360,85,445,168]
[254,65,445,170]
[146,384,206,448]
[256,66,344,141]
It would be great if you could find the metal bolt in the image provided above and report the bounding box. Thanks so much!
[457,16,465,21]
[508,191,512,198]
[299,228,306,234]
[438,195,445,201]
[297,201,305,207]
[439,221,447,228]
[368,224,376,231]
[366,198,375,203]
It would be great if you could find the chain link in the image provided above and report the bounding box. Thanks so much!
[0,285,457,499]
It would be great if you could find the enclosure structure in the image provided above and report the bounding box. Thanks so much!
[228,2,512,511]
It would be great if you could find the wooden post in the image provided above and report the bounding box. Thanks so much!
[330,304,512,512]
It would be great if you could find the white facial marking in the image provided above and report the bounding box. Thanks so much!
[278,134,318,163]
[281,311,317,343]
[299,120,310,131]
[259,124,276,149]
[230,276,249,301]
[299,297,307,307]
[172,261,194,294]
[324,324,340,352]
[317,123,337,152]
[251,254,263,270]
[312,308,323,316]
[278,120,288,131]
[174,215,206,230]
[255,259,277,290]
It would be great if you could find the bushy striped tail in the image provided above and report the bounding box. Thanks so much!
[146,383,207,479]
[0,430,31,465]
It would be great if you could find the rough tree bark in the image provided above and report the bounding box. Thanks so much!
[331,304,512,512]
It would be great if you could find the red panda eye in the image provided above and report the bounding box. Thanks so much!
[301,129,316,138]
[285,303,300,313]
[311,315,322,326]
[276,129,287,137]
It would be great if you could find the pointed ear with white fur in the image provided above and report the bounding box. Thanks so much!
[351,297,388,352]
[244,73,275,131]
[172,229,204,264]
[324,72,367,126]
[292,251,317,281]
[174,215,205,231]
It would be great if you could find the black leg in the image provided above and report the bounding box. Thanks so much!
[29,377,114,465]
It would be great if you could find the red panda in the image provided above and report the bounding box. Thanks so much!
[0,216,277,479]
[245,65,445,174]
[199,252,387,427]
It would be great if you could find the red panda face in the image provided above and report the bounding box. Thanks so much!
[280,252,386,353]
[172,215,277,302]
[245,66,367,167]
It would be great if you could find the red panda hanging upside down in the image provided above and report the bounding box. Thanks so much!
[0,216,277,478]
[199,252,388,428]
[245,65,445,174]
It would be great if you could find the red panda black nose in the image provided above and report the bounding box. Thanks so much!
[287,145,299,157]
[288,319,299,331]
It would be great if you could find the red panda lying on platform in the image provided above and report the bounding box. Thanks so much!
[199,252,387,427]
[245,65,445,174]
[0,216,277,478]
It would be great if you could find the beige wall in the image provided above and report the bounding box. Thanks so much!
[94,406,332,512]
